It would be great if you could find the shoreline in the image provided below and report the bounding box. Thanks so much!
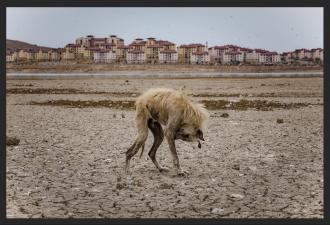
[6,71,324,79]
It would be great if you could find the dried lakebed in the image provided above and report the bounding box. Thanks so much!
[6,77,323,218]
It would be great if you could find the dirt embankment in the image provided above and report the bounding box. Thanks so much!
[6,62,323,73]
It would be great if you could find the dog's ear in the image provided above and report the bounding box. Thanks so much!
[197,129,204,141]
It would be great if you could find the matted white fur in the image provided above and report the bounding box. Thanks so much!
[135,87,209,128]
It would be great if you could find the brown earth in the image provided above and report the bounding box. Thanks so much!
[6,61,323,73]
[6,77,323,218]
[25,99,319,111]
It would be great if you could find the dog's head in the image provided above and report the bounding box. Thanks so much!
[175,123,204,143]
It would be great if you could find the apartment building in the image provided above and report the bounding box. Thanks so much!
[20,49,37,61]
[76,44,90,59]
[6,50,12,62]
[76,35,124,48]
[245,50,260,64]
[311,48,323,62]
[293,49,312,60]
[17,49,28,60]
[178,44,206,64]
[280,48,323,63]
[208,45,244,63]
[126,38,147,64]
[222,51,244,64]
[281,52,293,63]
[49,49,61,61]
[75,35,122,61]
[209,46,225,63]
[76,36,107,49]
[159,50,178,64]
[127,50,146,64]
[116,46,130,63]
[7,50,19,62]
[98,43,116,51]
[94,49,116,63]
[129,38,147,51]
[145,38,177,63]
[76,35,95,48]
[61,48,75,61]
[36,49,49,61]
[190,51,209,64]
[145,37,160,63]
[6,49,18,62]
[259,52,281,64]
[107,35,124,48]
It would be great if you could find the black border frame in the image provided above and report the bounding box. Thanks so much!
[1,1,328,225]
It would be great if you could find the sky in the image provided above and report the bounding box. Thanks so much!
[6,7,323,53]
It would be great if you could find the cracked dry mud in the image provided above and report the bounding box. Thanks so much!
[6,77,323,218]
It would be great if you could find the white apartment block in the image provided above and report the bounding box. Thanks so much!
[94,50,116,63]
[190,51,210,64]
[245,50,259,63]
[6,50,19,62]
[223,52,244,64]
[259,52,281,64]
[281,48,323,63]
[208,45,249,63]
[159,50,178,64]
[127,50,146,64]
[311,48,323,61]
[6,50,14,62]
[294,49,312,60]
[208,46,226,63]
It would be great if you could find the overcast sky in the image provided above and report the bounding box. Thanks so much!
[6,7,323,52]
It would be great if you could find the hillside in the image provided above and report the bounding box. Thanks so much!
[6,39,54,51]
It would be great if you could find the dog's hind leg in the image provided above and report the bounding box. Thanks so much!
[125,108,149,174]
[147,119,169,172]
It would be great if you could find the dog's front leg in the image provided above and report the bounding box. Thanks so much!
[165,119,188,176]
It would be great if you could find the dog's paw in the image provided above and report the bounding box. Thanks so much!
[159,167,170,173]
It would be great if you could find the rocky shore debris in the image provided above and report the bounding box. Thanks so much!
[30,100,136,110]
[232,164,240,170]
[6,136,20,146]
[201,99,312,111]
[29,99,317,111]
[220,113,229,118]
